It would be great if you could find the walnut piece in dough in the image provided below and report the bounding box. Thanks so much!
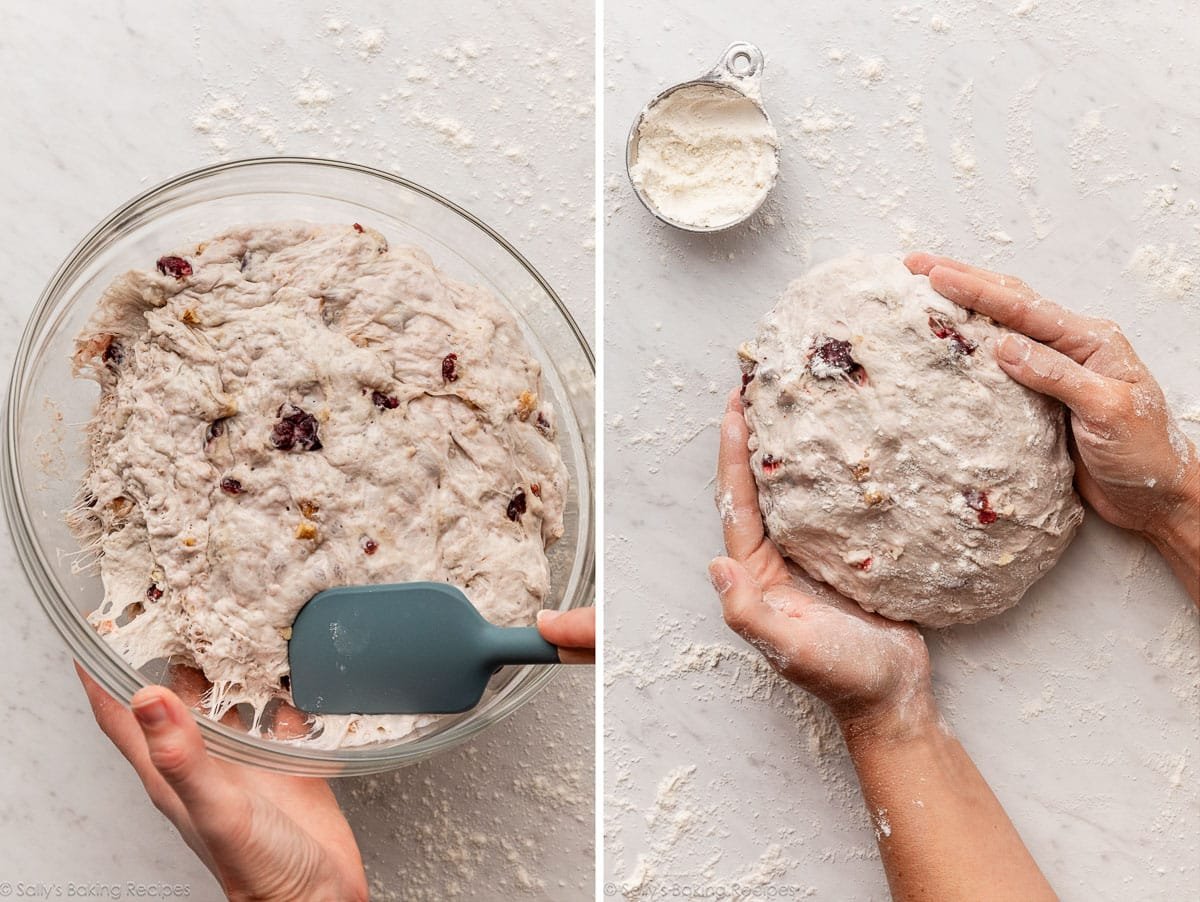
[738,253,1083,628]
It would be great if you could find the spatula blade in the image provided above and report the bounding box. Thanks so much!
[287,582,496,715]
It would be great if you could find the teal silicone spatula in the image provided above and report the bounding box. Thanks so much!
[287,582,561,715]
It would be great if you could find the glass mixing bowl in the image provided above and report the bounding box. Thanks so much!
[2,158,594,777]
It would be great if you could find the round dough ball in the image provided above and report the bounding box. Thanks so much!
[738,254,1083,627]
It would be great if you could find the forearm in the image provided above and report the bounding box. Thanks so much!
[840,700,1056,902]
[1145,464,1200,605]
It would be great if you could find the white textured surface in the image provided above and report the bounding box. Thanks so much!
[604,2,1198,901]
[0,2,593,899]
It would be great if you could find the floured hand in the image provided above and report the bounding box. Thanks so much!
[908,253,1200,601]
[710,390,936,736]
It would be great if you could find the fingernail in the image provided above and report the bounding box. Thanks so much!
[708,559,733,594]
[536,609,562,624]
[932,274,967,300]
[997,334,1030,365]
[133,696,169,727]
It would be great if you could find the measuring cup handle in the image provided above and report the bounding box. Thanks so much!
[711,41,766,87]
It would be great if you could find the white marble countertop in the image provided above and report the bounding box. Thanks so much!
[0,3,594,900]
[603,2,1198,900]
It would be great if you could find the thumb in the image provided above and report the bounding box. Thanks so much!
[709,557,774,640]
[131,687,248,836]
[994,333,1110,418]
[536,608,595,664]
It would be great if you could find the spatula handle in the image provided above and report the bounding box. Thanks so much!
[484,626,561,666]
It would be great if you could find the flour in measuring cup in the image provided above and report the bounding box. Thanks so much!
[629,84,779,230]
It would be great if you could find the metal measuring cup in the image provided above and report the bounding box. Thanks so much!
[626,41,779,233]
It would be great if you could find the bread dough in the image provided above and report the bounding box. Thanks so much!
[738,254,1083,627]
[70,222,568,746]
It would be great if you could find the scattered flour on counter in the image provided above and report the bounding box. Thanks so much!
[1140,608,1200,705]
[1020,687,1056,722]
[951,138,977,177]
[409,110,477,149]
[1169,754,1187,789]
[948,79,980,191]
[609,734,826,897]
[354,27,386,59]
[648,764,698,828]
[788,100,856,170]
[604,173,627,224]
[186,10,594,306]
[1068,108,1138,195]
[1006,77,1054,241]
[343,675,593,900]
[855,57,887,87]
[294,75,335,109]
[1178,404,1200,431]
[608,356,720,464]
[1127,244,1198,301]
[1145,183,1179,210]
[729,845,814,893]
